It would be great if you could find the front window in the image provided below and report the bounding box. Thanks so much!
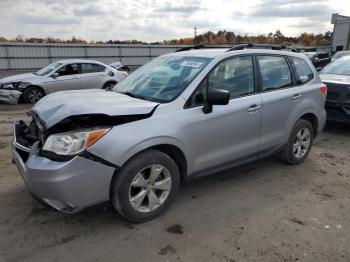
[35,62,62,76]
[56,63,80,76]
[112,55,212,103]
[186,56,254,108]
[321,57,350,76]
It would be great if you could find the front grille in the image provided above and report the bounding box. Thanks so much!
[15,119,41,148]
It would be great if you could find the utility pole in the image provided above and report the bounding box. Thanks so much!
[193,27,197,44]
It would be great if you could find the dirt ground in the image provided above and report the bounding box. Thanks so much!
[0,103,349,262]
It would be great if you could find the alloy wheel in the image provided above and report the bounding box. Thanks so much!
[28,89,44,103]
[129,164,172,213]
[292,127,311,159]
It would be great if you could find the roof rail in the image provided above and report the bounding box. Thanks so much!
[226,43,299,53]
[175,44,230,52]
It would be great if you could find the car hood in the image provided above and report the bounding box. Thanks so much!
[320,74,350,85]
[32,89,159,128]
[0,73,42,84]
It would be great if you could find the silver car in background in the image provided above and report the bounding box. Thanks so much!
[0,59,127,104]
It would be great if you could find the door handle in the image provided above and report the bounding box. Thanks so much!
[247,105,261,113]
[292,94,302,100]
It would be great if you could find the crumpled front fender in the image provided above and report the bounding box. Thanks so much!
[0,89,22,104]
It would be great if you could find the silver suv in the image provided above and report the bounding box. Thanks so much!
[12,44,327,222]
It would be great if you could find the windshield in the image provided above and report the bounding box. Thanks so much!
[332,51,350,60]
[35,62,63,76]
[112,55,212,103]
[321,57,350,76]
[304,52,316,59]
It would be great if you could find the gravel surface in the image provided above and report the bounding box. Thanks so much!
[0,104,349,262]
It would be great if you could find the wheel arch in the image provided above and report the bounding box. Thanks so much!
[103,80,117,89]
[110,140,189,181]
[20,85,46,103]
[108,143,188,203]
[299,112,318,137]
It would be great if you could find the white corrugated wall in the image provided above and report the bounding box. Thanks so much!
[0,43,184,70]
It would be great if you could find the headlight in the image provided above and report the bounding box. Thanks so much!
[42,128,110,156]
[2,83,16,89]
[1,82,30,90]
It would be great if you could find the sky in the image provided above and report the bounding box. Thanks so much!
[0,0,349,42]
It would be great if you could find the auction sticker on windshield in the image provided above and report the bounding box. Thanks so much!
[180,61,203,68]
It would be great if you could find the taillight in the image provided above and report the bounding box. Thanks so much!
[122,71,128,77]
[320,83,327,96]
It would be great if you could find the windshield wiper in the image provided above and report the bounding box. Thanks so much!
[118,91,149,101]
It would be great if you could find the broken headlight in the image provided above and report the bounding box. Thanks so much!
[42,128,110,156]
[1,82,17,89]
[1,82,30,90]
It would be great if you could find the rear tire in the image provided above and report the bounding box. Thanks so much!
[111,150,180,223]
[23,86,45,104]
[280,119,314,165]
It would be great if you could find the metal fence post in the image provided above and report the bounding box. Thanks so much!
[118,46,122,63]
[149,46,152,62]
[47,45,52,63]
[4,45,11,70]
[84,46,88,58]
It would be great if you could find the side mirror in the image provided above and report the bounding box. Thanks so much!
[51,72,59,78]
[108,71,114,76]
[202,89,230,114]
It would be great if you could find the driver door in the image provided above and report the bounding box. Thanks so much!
[45,63,81,93]
[182,55,262,175]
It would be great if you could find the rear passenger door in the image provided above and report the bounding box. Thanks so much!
[258,55,306,156]
[80,63,107,89]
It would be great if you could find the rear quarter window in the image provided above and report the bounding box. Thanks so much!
[290,57,314,85]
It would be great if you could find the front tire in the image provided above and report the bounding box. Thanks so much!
[111,150,180,223]
[103,81,117,91]
[280,119,314,165]
[23,86,45,104]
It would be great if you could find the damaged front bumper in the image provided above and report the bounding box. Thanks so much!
[325,82,350,123]
[11,121,116,213]
[0,89,22,104]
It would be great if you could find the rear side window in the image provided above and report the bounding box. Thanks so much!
[258,56,292,91]
[290,57,314,84]
[81,63,103,73]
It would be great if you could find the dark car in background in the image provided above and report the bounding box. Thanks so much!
[319,56,350,123]
[304,52,332,71]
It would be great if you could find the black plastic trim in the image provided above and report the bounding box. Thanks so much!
[80,151,120,169]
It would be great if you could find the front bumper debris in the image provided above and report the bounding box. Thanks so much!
[11,120,116,213]
[0,89,22,104]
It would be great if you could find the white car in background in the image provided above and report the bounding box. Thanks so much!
[0,59,128,104]
[109,62,130,73]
